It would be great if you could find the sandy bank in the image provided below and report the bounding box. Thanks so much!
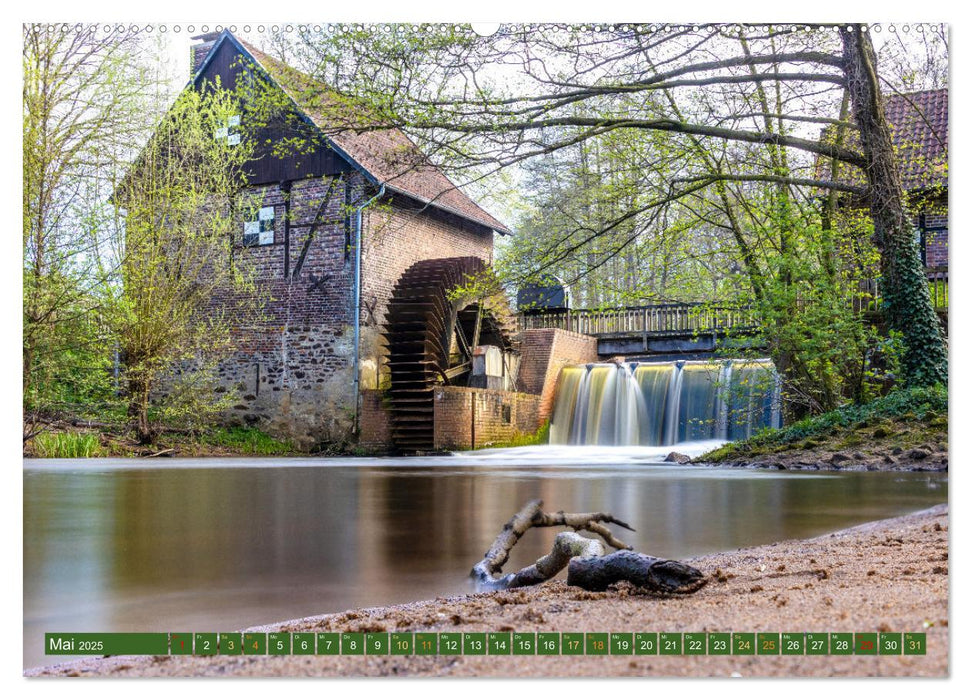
[27,504,949,678]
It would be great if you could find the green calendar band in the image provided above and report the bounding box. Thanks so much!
[45,633,169,656]
[43,631,929,657]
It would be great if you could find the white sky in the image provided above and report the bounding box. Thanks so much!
[154,21,945,93]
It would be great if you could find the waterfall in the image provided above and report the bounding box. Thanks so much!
[715,361,733,440]
[662,363,684,445]
[549,359,781,446]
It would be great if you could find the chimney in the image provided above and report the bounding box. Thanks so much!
[190,31,223,76]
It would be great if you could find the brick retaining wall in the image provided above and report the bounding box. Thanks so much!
[517,328,598,425]
[433,386,541,451]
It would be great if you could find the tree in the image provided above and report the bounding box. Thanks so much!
[286,22,946,389]
[496,123,736,308]
[840,26,947,387]
[112,87,257,443]
[22,25,148,434]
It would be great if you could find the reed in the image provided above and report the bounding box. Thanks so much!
[32,432,102,458]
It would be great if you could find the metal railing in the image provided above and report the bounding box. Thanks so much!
[517,302,758,336]
[518,268,948,336]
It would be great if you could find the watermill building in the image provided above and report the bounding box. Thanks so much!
[185,31,566,450]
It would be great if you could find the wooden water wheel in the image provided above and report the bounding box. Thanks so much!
[383,257,517,453]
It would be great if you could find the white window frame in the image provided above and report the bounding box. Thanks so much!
[243,206,275,246]
[215,114,241,146]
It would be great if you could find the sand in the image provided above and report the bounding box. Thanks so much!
[26,504,949,678]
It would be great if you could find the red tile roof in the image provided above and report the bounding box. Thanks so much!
[237,39,511,234]
[820,88,948,192]
[883,88,948,191]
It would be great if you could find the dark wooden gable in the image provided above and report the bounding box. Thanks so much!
[194,39,353,186]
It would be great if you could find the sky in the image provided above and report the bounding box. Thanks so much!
[156,21,947,93]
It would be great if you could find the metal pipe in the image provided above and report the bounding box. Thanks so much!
[352,183,386,434]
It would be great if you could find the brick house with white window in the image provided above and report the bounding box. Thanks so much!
[184,31,511,448]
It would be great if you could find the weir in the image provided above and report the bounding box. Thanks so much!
[549,359,781,446]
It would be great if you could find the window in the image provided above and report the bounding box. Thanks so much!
[214,115,241,146]
[243,206,275,246]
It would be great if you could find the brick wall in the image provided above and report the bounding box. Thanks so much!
[203,175,365,448]
[835,195,948,275]
[358,389,393,452]
[200,172,500,449]
[433,386,541,450]
[517,329,598,424]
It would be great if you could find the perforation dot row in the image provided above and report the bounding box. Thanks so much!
[25,23,936,36]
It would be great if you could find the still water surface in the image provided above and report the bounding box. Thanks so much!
[24,446,947,669]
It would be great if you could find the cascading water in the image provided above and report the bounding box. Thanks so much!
[549,359,781,446]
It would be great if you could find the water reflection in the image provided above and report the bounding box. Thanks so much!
[23,457,946,669]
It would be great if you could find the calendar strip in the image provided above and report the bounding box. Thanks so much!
[45,631,927,656]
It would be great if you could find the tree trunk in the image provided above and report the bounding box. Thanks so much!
[567,551,706,594]
[841,26,947,387]
[127,373,154,445]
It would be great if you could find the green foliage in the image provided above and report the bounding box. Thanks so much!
[23,30,264,441]
[23,27,148,423]
[780,383,946,439]
[879,222,948,387]
[494,126,735,309]
[149,360,240,434]
[704,384,946,461]
[31,432,103,458]
[860,330,904,402]
[711,191,877,419]
[113,86,261,441]
[199,427,294,455]
[22,269,118,414]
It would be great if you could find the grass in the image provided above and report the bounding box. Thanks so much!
[31,431,103,458]
[701,384,947,462]
[25,423,298,459]
[196,426,295,455]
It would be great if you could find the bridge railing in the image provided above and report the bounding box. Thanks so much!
[518,268,947,336]
[517,302,758,336]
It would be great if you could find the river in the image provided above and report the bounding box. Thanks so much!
[23,444,947,670]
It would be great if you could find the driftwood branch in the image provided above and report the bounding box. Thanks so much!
[471,500,706,595]
[567,551,707,594]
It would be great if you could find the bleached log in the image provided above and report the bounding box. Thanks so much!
[470,499,630,590]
